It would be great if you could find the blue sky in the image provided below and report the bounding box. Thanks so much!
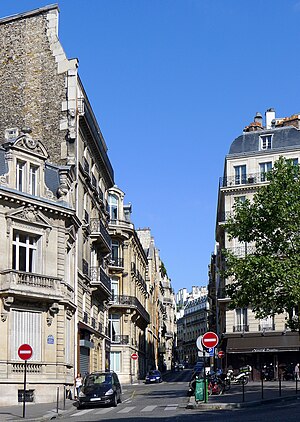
[2,0,300,293]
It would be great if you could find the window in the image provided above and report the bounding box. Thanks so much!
[16,160,25,192]
[260,135,272,150]
[13,231,39,273]
[65,317,71,364]
[11,309,41,361]
[110,351,121,372]
[234,165,247,185]
[111,240,119,265]
[108,195,118,220]
[235,308,248,331]
[108,314,120,342]
[111,277,119,301]
[16,161,39,195]
[260,162,272,181]
[288,158,298,166]
[234,196,246,203]
[29,165,38,195]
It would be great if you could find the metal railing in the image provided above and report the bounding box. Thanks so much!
[90,267,111,291]
[110,257,124,268]
[111,335,129,345]
[110,295,150,323]
[219,172,269,188]
[90,219,111,249]
[226,245,256,257]
[233,324,249,332]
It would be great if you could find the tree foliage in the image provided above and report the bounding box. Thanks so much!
[224,157,300,330]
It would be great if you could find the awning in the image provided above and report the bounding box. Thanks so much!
[226,332,300,354]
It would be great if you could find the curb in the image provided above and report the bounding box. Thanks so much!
[186,394,300,410]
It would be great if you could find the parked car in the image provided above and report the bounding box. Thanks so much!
[178,362,185,370]
[77,371,122,409]
[145,370,163,383]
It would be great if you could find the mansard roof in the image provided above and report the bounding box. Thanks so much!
[228,126,300,156]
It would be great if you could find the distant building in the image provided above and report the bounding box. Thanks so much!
[214,109,300,380]
[176,286,209,365]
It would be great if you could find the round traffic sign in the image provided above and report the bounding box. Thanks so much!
[202,331,219,349]
[218,350,225,358]
[131,353,138,360]
[196,335,203,351]
[18,344,33,361]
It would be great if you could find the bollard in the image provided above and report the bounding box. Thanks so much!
[279,374,281,397]
[296,377,298,394]
[56,387,59,414]
[242,379,245,402]
[63,385,66,410]
[261,374,264,400]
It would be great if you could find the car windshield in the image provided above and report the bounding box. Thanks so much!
[84,373,112,387]
[149,370,160,376]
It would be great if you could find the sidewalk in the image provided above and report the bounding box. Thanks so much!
[0,399,76,421]
[187,380,300,410]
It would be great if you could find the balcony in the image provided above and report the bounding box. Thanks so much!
[259,323,275,331]
[233,325,249,332]
[111,335,129,345]
[219,172,268,188]
[110,295,150,324]
[226,245,256,257]
[90,267,111,293]
[109,257,124,269]
[90,219,111,253]
[0,269,74,302]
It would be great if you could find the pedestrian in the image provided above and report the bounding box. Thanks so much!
[294,363,300,381]
[75,373,83,398]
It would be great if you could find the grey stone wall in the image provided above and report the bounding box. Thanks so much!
[0,10,67,165]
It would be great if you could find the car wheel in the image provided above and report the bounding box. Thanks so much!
[117,393,122,404]
[112,393,118,407]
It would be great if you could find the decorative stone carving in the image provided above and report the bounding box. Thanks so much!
[3,296,14,309]
[45,228,51,246]
[67,108,76,142]
[6,217,12,237]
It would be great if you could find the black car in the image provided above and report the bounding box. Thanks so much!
[77,371,122,409]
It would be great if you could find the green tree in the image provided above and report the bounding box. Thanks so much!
[224,157,300,330]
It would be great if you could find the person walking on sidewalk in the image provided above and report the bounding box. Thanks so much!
[75,373,83,398]
[295,363,300,381]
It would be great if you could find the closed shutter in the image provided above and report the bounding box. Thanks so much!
[65,318,71,364]
[80,347,90,375]
[11,310,41,361]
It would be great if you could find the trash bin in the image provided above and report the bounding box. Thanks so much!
[195,377,206,402]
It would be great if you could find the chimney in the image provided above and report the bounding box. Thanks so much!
[265,108,276,129]
[254,112,263,127]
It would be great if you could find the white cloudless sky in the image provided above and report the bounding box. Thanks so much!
[2,0,300,293]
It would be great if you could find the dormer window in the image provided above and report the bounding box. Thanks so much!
[260,135,272,150]
[16,160,40,196]
[108,194,118,221]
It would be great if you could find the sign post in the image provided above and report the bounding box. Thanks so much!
[201,332,219,401]
[18,344,33,419]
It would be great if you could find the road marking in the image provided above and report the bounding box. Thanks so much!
[95,408,114,414]
[71,409,94,417]
[117,406,135,413]
[164,404,178,411]
[141,405,157,412]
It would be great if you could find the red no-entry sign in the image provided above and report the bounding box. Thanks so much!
[131,353,138,360]
[202,332,219,349]
[218,350,225,358]
[18,344,33,361]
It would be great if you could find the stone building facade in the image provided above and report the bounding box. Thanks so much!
[0,5,114,404]
[215,109,300,379]
[107,186,149,383]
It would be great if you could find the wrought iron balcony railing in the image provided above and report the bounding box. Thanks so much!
[259,323,275,331]
[111,335,129,345]
[226,245,256,257]
[233,324,249,332]
[219,172,269,188]
[110,295,150,324]
[109,257,124,268]
[90,219,112,250]
[90,267,111,292]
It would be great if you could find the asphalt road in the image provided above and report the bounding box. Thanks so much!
[59,370,300,422]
